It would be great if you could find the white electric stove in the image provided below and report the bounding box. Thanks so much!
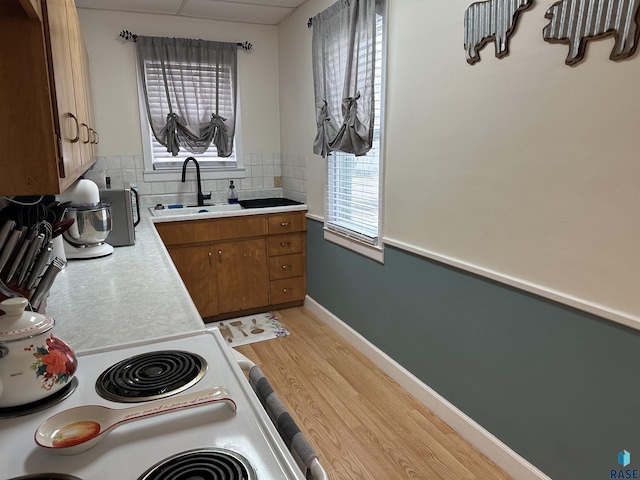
[0,329,306,479]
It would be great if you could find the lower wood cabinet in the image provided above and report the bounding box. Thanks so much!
[156,210,306,321]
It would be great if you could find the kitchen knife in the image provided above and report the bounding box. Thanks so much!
[26,241,52,291]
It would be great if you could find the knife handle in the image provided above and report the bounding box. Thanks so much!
[5,228,36,284]
[30,258,62,310]
[26,242,52,291]
[0,228,23,273]
[18,234,45,287]
[0,220,16,254]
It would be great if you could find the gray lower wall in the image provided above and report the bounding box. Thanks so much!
[306,219,640,480]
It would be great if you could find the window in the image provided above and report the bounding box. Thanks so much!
[135,37,244,180]
[139,108,244,181]
[325,6,385,259]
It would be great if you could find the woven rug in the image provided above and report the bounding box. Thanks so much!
[207,312,290,347]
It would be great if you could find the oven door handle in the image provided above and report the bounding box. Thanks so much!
[234,351,329,480]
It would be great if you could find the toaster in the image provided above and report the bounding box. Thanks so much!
[99,187,140,247]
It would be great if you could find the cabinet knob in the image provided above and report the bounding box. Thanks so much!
[280,222,290,226]
[280,242,291,247]
[281,264,292,270]
[208,252,212,266]
[282,288,293,293]
[218,250,222,263]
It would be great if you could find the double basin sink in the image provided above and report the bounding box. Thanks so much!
[149,198,303,217]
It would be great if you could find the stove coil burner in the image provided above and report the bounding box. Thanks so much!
[137,448,256,480]
[7,475,83,480]
[95,350,207,402]
[0,377,78,419]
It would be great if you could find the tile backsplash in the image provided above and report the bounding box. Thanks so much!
[84,153,307,207]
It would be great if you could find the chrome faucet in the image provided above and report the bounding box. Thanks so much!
[181,157,211,206]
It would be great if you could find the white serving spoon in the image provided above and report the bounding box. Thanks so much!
[35,386,236,455]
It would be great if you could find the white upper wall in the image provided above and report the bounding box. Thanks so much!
[277,0,640,322]
[77,9,281,156]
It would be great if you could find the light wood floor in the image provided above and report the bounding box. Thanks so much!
[236,306,513,480]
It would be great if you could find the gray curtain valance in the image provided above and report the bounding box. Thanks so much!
[136,36,237,157]
[311,0,377,158]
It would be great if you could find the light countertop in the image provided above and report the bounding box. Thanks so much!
[46,204,307,352]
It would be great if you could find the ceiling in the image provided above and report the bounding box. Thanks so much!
[74,0,308,25]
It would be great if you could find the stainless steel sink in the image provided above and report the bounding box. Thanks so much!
[149,204,242,216]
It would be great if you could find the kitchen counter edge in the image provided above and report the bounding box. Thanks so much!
[46,204,307,352]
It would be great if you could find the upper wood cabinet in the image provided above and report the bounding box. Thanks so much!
[0,0,98,196]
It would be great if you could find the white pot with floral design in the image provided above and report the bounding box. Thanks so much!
[0,297,77,408]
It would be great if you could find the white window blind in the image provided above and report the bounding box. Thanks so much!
[326,13,384,246]
[143,60,236,170]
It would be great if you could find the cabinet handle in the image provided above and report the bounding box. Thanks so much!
[208,252,212,266]
[67,113,80,143]
[81,123,91,144]
[281,264,292,270]
[218,250,222,263]
[280,222,290,226]
[282,288,293,293]
[280,242,291,247]
[93,130,100,144]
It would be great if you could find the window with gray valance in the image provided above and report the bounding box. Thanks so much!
[135,36,237,158]
[311,0,377,158]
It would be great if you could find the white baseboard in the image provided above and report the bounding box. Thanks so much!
[304,296,552,480]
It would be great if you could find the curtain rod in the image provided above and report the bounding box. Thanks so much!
[119,30,253,51]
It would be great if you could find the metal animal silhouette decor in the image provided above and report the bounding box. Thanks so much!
[464,0,534,64]
[543,0,640,65]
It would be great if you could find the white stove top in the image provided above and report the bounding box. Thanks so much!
[0,329,305,479]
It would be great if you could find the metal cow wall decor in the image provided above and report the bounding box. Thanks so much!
[464,0,534,64]
[543,0,640,65]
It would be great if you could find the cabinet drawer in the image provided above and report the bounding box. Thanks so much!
[267,212,306,234]
[269,254,304,280]
[268,232,304,256]
[270,277,305,304]
[156,216,267,246]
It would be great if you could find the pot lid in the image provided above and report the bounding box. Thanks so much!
[0,298,54,342]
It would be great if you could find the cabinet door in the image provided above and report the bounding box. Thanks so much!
[216,239,269,313]
[65,0,96,168]
[44,0,83,187]
[167,245,219,318]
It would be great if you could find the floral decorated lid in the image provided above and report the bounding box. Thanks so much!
[0,297,55,342]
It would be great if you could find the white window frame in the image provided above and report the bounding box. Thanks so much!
[135,56,245,182]
[324,4,387,264]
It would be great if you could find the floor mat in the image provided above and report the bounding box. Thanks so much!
[207,312,290,347]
